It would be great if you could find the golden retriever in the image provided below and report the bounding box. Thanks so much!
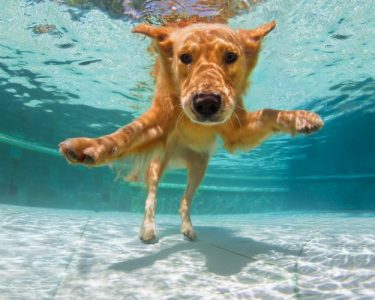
[59,21,323,242]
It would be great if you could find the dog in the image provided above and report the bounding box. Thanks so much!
[59,20,323,242]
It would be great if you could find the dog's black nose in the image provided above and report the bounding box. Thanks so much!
[192,93,221,117]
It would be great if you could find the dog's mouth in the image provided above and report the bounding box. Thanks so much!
[182,92,233,125]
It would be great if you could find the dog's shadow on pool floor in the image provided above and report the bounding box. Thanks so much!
[109,226,299,276]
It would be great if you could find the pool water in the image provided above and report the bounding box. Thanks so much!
[0,0,374,299]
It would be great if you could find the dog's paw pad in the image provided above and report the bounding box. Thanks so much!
[59,138,102,165]
[82,147,102,164]
[65,149,80,163]
[82,154,96,165]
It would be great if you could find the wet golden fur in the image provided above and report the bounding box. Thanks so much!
[59,21,323,242]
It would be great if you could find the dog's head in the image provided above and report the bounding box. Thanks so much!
[133,21,275,125]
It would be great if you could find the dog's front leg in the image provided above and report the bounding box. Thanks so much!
[140,158,167,243]
[59,108,165,166]
[272,109,324,135]
[221,109,323,152]
[179,151,209,241]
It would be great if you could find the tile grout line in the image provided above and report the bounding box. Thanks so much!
[204,242,258,261]
[292,232,316,300]
[50,212,94,300]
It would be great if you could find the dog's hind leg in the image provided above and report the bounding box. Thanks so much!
[140,158,167,243]
[179,151,209,241]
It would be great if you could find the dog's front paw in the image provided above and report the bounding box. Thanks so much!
[294,111,324,134]
[181,224,197,241]
[59,137,110,166]
[278,110,324,135]
[140,227,157,244]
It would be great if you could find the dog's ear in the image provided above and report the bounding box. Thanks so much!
[133,24,174,56]
[133,24,173,41]
[239,21,276,57]
[239,21,276,41]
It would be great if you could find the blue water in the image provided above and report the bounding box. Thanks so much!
[0,0,374,213]
[1,2,375,299]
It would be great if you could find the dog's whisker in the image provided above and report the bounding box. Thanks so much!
[175,111,184,130]
[234,112,242,128]
[235,105,246,112]
[229,115,235,129]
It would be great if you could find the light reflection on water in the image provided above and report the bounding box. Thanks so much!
[61,0,255,22]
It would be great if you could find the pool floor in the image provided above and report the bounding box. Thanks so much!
[1,204,374,299]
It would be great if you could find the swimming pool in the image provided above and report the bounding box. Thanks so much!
[1,0,374,299]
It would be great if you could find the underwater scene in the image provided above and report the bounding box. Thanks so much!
[0,0,374,299]
[1,0,374,213]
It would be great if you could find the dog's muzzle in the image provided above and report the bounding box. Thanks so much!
[192,93,221,118]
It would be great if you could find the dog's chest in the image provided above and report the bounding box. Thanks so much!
[172,121,217,153]
[165,136,214,169]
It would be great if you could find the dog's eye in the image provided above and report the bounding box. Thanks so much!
[180,53,193,64]
[224,52,238,64]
